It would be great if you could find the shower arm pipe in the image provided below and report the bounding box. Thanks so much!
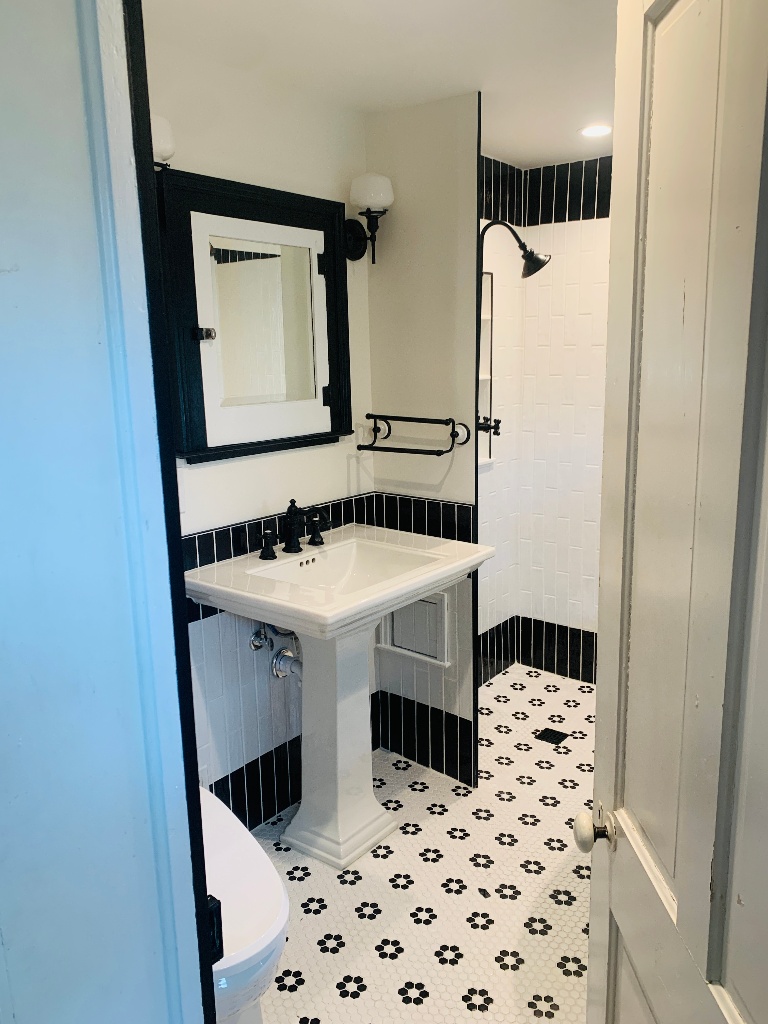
[480,218,528,254]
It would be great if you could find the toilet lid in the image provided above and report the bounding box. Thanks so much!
[199,787,289,971]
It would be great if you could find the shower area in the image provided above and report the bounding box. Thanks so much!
[477,155,612,686]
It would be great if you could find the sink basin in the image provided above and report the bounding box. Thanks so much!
[186,524,493,639]
[185,523,493,867]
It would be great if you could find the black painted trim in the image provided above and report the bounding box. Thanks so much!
[155,167,353,461]
[120,1,215,1019]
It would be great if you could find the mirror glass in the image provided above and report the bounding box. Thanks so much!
[210,235,317,407]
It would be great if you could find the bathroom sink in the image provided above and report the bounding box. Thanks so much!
[186,524,493,868]
[186,524,493,639]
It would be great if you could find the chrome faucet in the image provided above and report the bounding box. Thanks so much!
[281,499,329,554]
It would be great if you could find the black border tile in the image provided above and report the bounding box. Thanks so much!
[582,158,598,220]
[554,163,570,223]
[568,161,584,221]
[540,165,555,225]
[596,155,612,218]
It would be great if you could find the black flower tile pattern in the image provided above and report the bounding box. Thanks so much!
[257,663,594,1022]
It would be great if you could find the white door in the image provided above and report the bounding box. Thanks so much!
[584,0,768,1021]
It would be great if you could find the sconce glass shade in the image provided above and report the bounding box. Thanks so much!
[151,115,176,163]
[350,173,394,211]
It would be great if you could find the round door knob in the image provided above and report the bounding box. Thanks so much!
[573,810,616,852]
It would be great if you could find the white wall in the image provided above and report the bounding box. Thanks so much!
[479,215,609,633]
[1,3,201,1021]
[365,94,479,504]
[143,40,375,534]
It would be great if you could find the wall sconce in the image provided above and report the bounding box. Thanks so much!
[151,115,176,166]
[345,173,394,264]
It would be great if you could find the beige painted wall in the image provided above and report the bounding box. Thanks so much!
[365,94,479,505]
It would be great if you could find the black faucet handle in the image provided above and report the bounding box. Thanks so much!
[258,529,278,560]
[307,516,325,547]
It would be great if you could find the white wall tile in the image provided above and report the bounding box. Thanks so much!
[478,216,609,635]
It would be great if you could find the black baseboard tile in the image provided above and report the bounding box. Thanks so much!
[214,694,387,831]
[479,614,597,684]
[378,690,473,785]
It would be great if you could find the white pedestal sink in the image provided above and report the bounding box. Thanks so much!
[186,525,493,867]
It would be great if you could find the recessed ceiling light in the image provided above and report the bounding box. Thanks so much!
[580,124,612,138]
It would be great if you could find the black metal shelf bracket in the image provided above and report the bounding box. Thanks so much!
[357,413,472,457]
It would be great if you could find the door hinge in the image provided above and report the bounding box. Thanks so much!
[207,894,224,964]
[192,326,216,342]
[317,252,328,276]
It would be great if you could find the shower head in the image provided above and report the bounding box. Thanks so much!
[521,248,551,279]
[480,219,552,279]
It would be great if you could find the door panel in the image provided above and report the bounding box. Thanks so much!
[615,943,658,1024]
[623,0,722,884]
[588,0,768,1020]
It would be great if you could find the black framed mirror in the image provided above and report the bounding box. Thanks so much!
[156,168,353,463]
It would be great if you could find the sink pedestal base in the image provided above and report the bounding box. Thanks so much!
[282,623,396,869]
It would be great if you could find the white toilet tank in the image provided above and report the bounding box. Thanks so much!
[199,786,289,1024]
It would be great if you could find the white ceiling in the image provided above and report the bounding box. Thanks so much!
[143,0,617,168]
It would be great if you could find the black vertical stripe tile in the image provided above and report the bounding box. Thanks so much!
[398,496,413,533]
[492,159,502,221]
[287,735,302,805]
[274,742,290,812]
[229,766,247,826]
[527,167,542,226]
[483,156,494,220]
[259,749,277,822]
[182,535,198,571]
[500,161,510,222]
[365,493,375,525]
[458,718,474,786]
[457,505,472,543]
[342,498,355,525]
[540,165,555,225]
[554,624,570,679]
[568,161,584,221]
[380,690,391,751]
[389,692,403,757]
[543,621,557,673]
[214,528,232,562]
[581,631,596,683]
[374,493,385,527]
[231,524,248,558]
[444,712,459,779]
[429,706,445,773]
[531,618,544,669]
[582,158,598,219]
[197,531,215,567]
[354,494,367,524]
[384,493,399,530]
[521,169,529,227]
[441,503,457,540]
[415,700,431,768]
[213,774,231,809]
[370,692,381,751]
[244,757,262,830]
[554,164,570,223]
[412,498,427,535]
[596,155,612,218]
[426,501,442,538]
[330,500,343,528]
[514,167,524,227]
[402,697,417,762]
